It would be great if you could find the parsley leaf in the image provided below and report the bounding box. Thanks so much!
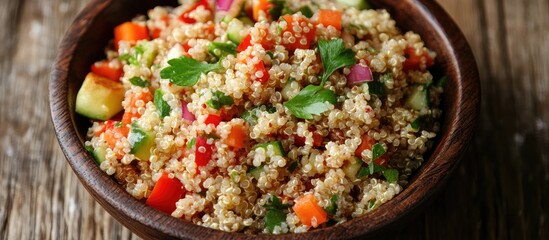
[160,56,221,86]
[318,39,356,85]
[154,89,171,118]
[324,195,339,215]
[206,90,234,110]
[129,76,150,87]
[263,195,291,233]
[367,162,385,176]
[283,85,337,119]
[368,199,376,209]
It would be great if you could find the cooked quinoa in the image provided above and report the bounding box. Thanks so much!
[78,0,444,234]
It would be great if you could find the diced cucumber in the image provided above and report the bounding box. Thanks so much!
[406,85,430,111]
[227,19,248,44]
[92,146,107,164]
[253,141,286,157]
[139,41,158,67]
[75,73,125,120]
[248,165,265,179]
[343,157,363,180]
[129,124,155,161]
[208,42,237,59]
[336,0,371,10]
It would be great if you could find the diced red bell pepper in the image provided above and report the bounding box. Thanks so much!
[403,47,434,72]
[146,172,185,214]
[91,60,123,81]
[178,0,211,24]
[253,61,270,83]
[355,134,388,167]
[294,132,323,147]
[237,34,253,52]
[204,114,222,127]
[195,135,213,166]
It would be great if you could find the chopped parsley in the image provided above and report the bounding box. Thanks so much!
[411,115,429,130]
[324,195,339,215]
[129,76,150,87]
[368,199,376,209]
[186,137,196,149]
[382,168,399,183]
[371,143,385,161]
[154,89,171,118]
[115,122,123,128]
[160,56,221,86]
[263,195,291,233]
[206,90,234,110]
[287,160,298,173]
[242,106,276,125]
[269,0,285,20]
[299,6,314,18]
[283,85,337,119]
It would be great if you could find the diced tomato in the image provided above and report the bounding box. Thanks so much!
[122,91,154,125]
[252,0,273,21]
[294,132,323,147]
[150,16,170,39]
[91,60,123,81]
[178,0,211,24]
[237,34,252,52]
[225,124,246,149]
[195,135,213,166]
[355,134,388,167]
[204,114,222,127]
[317,10,343,30]
[279,15,317,50]
[403,47,434,72]
[146,172,186,214]
[292,194,328,227]
[114,22,149,49]
[253,61,270,83]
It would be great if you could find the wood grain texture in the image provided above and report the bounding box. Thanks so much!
[1,0,547,239]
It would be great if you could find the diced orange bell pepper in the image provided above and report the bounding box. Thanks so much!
[114,22,149,49]
[279,15,316,50]
[317,10,343,30]
[292,194,328,227]
[225,124,246,149]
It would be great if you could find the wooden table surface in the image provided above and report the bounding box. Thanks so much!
[1,0,548,239]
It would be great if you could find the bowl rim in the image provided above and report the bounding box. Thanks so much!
[49,0,480,239]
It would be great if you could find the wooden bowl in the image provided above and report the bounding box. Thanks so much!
[49,0,480,239]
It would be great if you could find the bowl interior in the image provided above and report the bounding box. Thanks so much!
[50,0,479,239]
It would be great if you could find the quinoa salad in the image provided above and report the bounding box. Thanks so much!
[75,0,445,234]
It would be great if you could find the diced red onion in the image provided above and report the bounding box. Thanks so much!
[347,64,373,86]
[216,0,234,11]
[182,100,196,121]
